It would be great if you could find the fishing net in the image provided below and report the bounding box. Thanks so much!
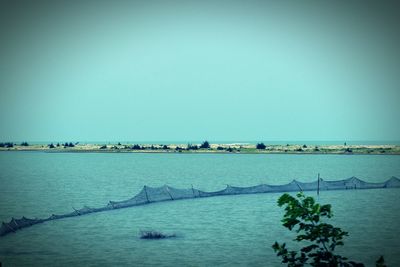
[1,176,399,237]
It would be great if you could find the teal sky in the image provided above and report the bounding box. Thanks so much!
[0,1,399,142]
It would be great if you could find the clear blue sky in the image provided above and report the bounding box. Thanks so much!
[0,1,399,142]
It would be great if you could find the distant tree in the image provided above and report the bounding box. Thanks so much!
[162,145,170,150]
[226,147,233,152]
[314,146,320,152]
[296,147,303,152]
[187,143,198,150]
[48,143,55,148]
[5,142,14,148]
[302,144,307,148]
[217,146,224,150]
[175,146,182,151]
[200,141,210,149]
[21,142,29,146]
[132,144,142,150]
[64,142,75,148]
[56,143,60,147]
[1,142,14,148]
[99,145,107,149]
[256,143,266,149]
[118,142,122,146]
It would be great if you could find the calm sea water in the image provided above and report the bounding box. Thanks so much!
[0,152,399,266]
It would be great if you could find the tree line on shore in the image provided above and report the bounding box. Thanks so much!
[0,141,31,148]
[0,142,78,149]
[0,141,325,152]
[0,140,248,152]
[3,141,387,154]
[47,142,76,148]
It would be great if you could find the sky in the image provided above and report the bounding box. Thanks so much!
[0,0,399,142]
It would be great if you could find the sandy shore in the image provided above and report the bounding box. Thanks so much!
[1,143,399,155]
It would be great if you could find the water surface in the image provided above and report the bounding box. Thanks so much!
[0,152,399,266]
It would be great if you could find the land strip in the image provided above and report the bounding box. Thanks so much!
[1,142,399,154]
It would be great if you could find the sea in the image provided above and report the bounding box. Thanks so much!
[0,151,400,266]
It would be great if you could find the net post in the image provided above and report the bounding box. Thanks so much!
[144,186,150,203]
[191,184,195,197]
[317,173,320,196]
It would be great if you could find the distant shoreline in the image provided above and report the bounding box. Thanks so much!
[1,143,399,155]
